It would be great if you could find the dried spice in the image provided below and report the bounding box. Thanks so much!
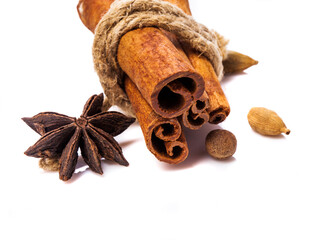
[223,50,258,74]
[248,107,290,136]
[39,158,60,171]
[125,76,189,164]
[23,93,135,181]
[185,47,231,124]
[117,27,205,118]
[76,0,257,165]
[181,92,210,130]
[80,0,227,118]
[205,129,237,160]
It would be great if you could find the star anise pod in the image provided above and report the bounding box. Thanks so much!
[23,93,135,181]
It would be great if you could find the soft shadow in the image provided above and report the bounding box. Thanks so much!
[221,72,247,86]
[64,154,130,183]
[161,124,226,171]
[65,169,89,183]
[102,159,130,166]
[265,134,287,139]
[249,129,287,139]
[64,156,105,183]
[129,121,140,128]
[119,139,139,148]
[64,156,89,183]
[39,156,89,183]
[212,156,236,164]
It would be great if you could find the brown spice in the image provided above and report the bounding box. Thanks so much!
[125,76,188,164]
[160,29,210,130]
[181,92,210,130]
[117,27,205,118]
[184,47,230,124]
[39,158,60,172]
[248,107,290,136]
[223,50,258,74]
[23,94,135,181]
[165,0,230,125]
[77,0,114,33]
[77,0,228,123]
[205,129,237,160]
[78,0,205,118]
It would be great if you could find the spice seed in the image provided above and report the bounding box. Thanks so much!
[223,50,258,74]
[205,129,237,160]
[247,107,290,136]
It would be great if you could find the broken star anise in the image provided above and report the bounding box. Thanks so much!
[23,93,135,181]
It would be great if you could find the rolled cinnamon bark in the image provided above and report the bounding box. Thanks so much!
[181,92,210,130]
[163,0,231,124]
[161,29,210,129]
[117,27,204,118]
[78,0,205,118]
[160,29,210,129]
[77,0,114,33]
[124,76,188,164]
[77,0,191,32]
[78,0,229,123]
[184,48,230,124]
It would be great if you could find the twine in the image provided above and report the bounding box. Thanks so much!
[93,0,228,115]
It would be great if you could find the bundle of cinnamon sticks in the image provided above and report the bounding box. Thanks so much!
[77,0,252,164]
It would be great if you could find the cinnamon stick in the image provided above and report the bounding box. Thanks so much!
[77,0,114,33]
[77,0,193,163]
[184,48,230,124]
[124,76,188,164]
[163,0,231,124]
[78,0,230,123]
[181,92,210,130]
[161,29,210,129]
[78,0,205,118]
[117,28,204,118]
[77,0,229,162]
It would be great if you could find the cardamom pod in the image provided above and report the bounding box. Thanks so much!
[248,107,290,136]
[223,50,258,74]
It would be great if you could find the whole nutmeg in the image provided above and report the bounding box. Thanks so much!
[205,129,237,160]
[248,107,290,136]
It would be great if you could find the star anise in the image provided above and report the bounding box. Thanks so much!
[23,93,135,181]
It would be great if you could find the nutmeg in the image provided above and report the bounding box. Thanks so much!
[247,107,290,136]
[205,129,237,160]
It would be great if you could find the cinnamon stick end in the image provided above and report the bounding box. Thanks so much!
[152,72,204,118]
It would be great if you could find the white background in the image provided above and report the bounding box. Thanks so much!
[1,0,308,239]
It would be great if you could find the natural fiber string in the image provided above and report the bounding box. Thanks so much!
[93,0,228,115]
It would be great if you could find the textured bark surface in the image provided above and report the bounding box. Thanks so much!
[77,0,114,33]
[76,0,230,163]
[77,0,229,123]
[125,77,188,164]
[77,0,191,33]
[118,27,204,118]
[78,0,206,118]
[181,92,210,130]
[185,48,230,124]
[161,27,210,130]
[170,0,230,124]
